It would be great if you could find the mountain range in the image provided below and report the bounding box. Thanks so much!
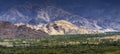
[0,0,119,35]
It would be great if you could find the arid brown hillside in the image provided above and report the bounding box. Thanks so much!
[0,21,48,38]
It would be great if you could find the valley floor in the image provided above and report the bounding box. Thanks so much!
[0,32,120,54]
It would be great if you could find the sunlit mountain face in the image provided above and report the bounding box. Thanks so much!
[0,0,120,31]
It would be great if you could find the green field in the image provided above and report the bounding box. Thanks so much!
[0,32,120,54]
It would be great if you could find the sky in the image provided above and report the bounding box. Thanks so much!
[1,0,120,7]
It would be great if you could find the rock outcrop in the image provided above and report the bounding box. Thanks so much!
[40,20,90,35]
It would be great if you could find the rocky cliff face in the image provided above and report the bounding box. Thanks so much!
[0,21,48,38]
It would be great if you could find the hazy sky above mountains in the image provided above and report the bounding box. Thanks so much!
[1,0,120,7]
